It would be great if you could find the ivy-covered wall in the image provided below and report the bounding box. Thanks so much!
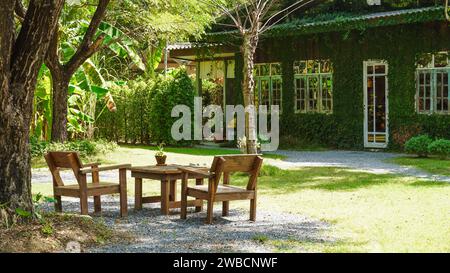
[232,21,450,150]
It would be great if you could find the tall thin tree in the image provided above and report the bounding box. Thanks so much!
[203,0,318,153]
[445,0,449,21]
[0,0,64,214]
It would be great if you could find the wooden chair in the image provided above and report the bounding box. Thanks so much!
[44,151,130,217]
[180,155,263,224]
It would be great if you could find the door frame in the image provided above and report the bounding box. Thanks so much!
[363,60,389,149]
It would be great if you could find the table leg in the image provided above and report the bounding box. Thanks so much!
[161,179,170,215]
[169,180,177,201]
[135,177,143,210]
[195,178,204,212]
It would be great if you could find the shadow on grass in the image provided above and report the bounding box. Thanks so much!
[408,180,450,188]
[387,156,450,176]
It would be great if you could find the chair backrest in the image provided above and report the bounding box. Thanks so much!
[210,155,263,190]
[44,152,83,187]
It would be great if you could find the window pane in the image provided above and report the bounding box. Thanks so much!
[260,64,270,76]
[367,76,374,132]
[417,53,433,68]
[272,78,282,107]
[320,60,332,73]
[435,52,448,68]
[254,65,260,77]
[321,76,333,113]
[308,77,319,111]
[375,65,386,74]
[260,79,270,106]
[375,76,386,133]
[307,60,320,74]
[271,63,282,76]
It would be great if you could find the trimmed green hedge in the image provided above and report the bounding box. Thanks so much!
[95,67,196,145]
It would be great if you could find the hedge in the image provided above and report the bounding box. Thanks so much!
[95,67,196,145]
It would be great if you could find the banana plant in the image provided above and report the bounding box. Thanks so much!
[32,65,53,141]
[62,20,141,138]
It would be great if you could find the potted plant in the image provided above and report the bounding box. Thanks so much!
[155,142,167,166]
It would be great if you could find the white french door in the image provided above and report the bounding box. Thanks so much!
[363,61,389,148]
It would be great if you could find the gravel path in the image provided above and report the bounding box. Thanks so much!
[267,150,450,182]
[42,197,332,253]
[33,150,450,184]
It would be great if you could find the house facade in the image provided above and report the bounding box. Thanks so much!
[170,6,450,150]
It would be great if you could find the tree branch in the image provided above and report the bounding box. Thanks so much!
[64,0,110,76]
[260,0,316,33]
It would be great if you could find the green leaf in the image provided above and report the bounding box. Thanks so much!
[44,197,56,203]
[91,85,109,98]
[15,208,32,218]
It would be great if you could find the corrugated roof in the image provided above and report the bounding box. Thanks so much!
[167,42,223,51]
[206,6,446,40]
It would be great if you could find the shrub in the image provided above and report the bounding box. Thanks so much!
[30,139,118,158]
[404,135,433,157]
[148,67,195,145]
[30,137,49,157]
[95,79,153,144]
[428,139,450,159]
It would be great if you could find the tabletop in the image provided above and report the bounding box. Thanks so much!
[130,164,209,175]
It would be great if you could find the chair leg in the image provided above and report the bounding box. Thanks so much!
[222,201,229,216]
[94,196,101,213]
[195,179,203,212]
[206,199,214,224]
[180,192,188,220]
[54,195,62,212]
[119,168,128,217]
[181,173,188,220]
[250,198,257,222]
[80,193,88,215]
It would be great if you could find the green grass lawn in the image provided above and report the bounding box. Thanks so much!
[388,156,450,176]
[32,164,450,253]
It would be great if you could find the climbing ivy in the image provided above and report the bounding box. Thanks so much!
[230,21,450,150]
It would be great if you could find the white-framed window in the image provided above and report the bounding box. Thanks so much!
[254,63,282,111]
[294,60,333,113]
[416,52,450,114]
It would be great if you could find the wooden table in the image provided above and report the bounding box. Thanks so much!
[130,164,209,215]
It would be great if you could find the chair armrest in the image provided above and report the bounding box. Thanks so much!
[178,167,212,178]
[82,162,101,168]
[80,164,131,174]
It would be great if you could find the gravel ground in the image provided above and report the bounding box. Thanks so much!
[42,197,332,253]
[267,150,450,182]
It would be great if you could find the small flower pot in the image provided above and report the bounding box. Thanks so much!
[155,155,167,166]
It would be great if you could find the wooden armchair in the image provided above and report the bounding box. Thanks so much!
[44,152,130,217]
[180,155,263,224]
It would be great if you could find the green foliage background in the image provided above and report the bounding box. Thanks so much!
[95,68,196,145]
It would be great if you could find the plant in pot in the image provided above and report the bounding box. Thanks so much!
[155,142,167,166]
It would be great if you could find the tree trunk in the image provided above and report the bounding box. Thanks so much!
[50,71,70,143]
[240,33,259,154]
[0,0,64,213]
[46,0,110,143]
